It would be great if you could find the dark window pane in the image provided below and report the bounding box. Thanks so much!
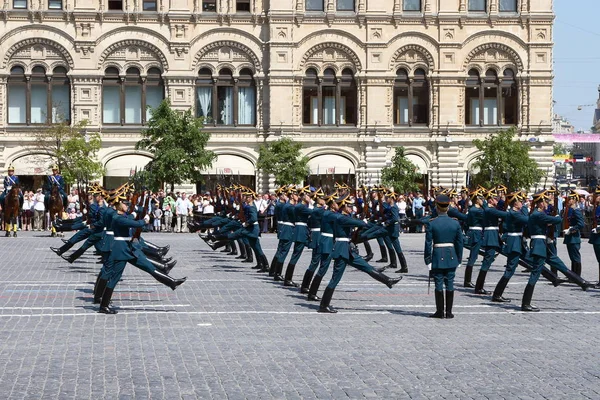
[394,87,409,125]
[303,87,318,124]
[305,0,323,11]
[143,0,156,10]
[203,0,216,11]
[108,0,122,10]
[341,85,356,125]
[322,87,336,125]
[468,0,486,11]
[48,0,62,9]
[10,66,25,75]
[502,85,517,125]
[337,0,354,11]
[217,87,233,125]
[13,0,26,8]
[465,87,479,125]
[499,0,517,12]
[412,85,428,124]
[403,0,420,11]
[236,0,250,12]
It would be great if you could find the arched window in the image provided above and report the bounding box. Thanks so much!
[8,65,70,125]
[465,68,517,126]
[195,67,256,126]
[102,66,164,125]
[394,68,429,126]
[303,68,357,126]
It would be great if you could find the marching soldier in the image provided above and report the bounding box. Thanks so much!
[424,194,464,319]
[588,190,600,287]
[464,189,484,288]
[318,195,402,313]
[379,191,409,273]
[271,187,297,281]
[563,190,585,278]
[492,191,528,303]
[0,165,23,207]
[282,186,312,287]
[299,188,326,293]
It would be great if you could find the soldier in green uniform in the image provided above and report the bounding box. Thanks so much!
[563,190,585,278]
[272,187,297,281]
[282,186,312,287]
[424,194,464,319]
[464,189,485,288]
[588,189,600,287]
[299,188,326,293]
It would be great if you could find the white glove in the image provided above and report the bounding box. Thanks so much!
[83,209,87,214]
[592,228,597,234]
[426,263,432,271]
[243,222,249,227]
[143,215,150,224]
[131,212,137,219]
[363,218,368,224]
[563,229,570,235]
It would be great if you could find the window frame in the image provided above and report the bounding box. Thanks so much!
[465,68,518,127]
[393,68,429,127]
[142,0,157,11]
[102,67,164,126]
[107,0,123,11]
[402,0,421,12]
[305,0,324,12]
[467,0,487,12]
[202,0,216,11]
[302,68,357,127]
[7,65,71,126]
[12,0,27,9]
[236,0,251,13]
[498,0,518,13]
[336,0,355,12]
[48,0,63,10]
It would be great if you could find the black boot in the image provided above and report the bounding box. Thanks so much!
[308,274,323,301]
[397,252,408,273]
[318,287,337,313]
[220,243,232,253]
[258,255,270,273]
[429,290,444,318]
[227,241,238,256]
[363,242,374,262]
[236,241,247,259]
[521,283,539,312]
[50,241,73,256]
[561,268,593,291]
[377,251,396,272]
[376,245,388,263]
[208,240,229,251]
[366,269,403,289]
[300,270,314,294]
[474,270,490,295]
[492,276,512,302]
[144,241,169,256]
[61,247,86,264]
[242,247,254,263]
[283,264,299,287]
[150,269,187,290]
[94,278,108,304]
[147,257,176,275]
[596,263,600,288]
[445,290,455,319]
[464,265,475,288]
[92,271,102,296]
[575,261,582,277]
[274,260,285,281]
[268,257,278,276]
[98,287,117,314]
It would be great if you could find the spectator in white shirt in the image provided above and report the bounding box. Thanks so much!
[202,196,214,216]
[33,188,45,231]
[175,192,193,233]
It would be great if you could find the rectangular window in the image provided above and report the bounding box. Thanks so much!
[499,0,517,12]
[108,0,122,10]
[305,0,323,11]
[465,87,479,125]
[468,0,486,12]
[196,87,212,121]
[412,86,428,124]
[8,85,26,124]
[51,85,70,123]
[13,0,26,8]
[217,87,233,125]
[322,87,336,125]
[337,0,354,11]
[502,86,517,125]
[394,87,409,125]
[143,0,156,10]
[340,87,356,124]
[310,97,318,124]
[236,0,250,12]
[470,98,497,125]
[124,86,142,124]
[48,0,62,9]
[303,88,318,124]
[202,0,216,11]
[237,87,255,125]
[102,86,120,124]
[403,0,420,11]
[145,86,163,121]
[31,84,48,124]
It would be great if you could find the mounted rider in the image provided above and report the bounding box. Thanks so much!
[44,164,68,209]
[0,165,23,207]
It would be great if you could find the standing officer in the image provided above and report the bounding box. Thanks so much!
[380,192,409,273]
[563,190,585,278]
[44,164,67,208]
[0,165,23,207]
[318,195,402,313]
[589,190,600,287]
[424,194,463,319]
[492,191,528,303]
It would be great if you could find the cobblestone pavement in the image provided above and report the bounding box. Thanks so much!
[1,231,600,399]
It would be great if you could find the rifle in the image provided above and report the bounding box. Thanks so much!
[547,184,559,241]
[362,185,371,220]
[237,186,246,222]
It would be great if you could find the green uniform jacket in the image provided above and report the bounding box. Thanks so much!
[278,202,295,242]
[318,210,339,255]
[528,210,561,258]
[563,207,584,245]
[502,209,528,255]
[424,214,463,269]
[109,213,146,261]
[331,213,367,260]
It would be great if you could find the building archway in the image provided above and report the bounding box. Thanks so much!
[103,154,152,189]
[405,153,429,193]
[307,154,356,191]
[9,153,53,191]
[200,154,256,193]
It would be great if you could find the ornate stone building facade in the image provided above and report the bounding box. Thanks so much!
[0,0,554,192]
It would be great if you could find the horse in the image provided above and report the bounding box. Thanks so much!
[4,185,20,237]
[49,185,65,237]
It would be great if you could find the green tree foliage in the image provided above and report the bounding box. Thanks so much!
[381,146,422,193]
[31,120,104,185]
[257,137,309,185]
[553,143,569,155]
[136,99,217,192]
[471,127,544,190]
